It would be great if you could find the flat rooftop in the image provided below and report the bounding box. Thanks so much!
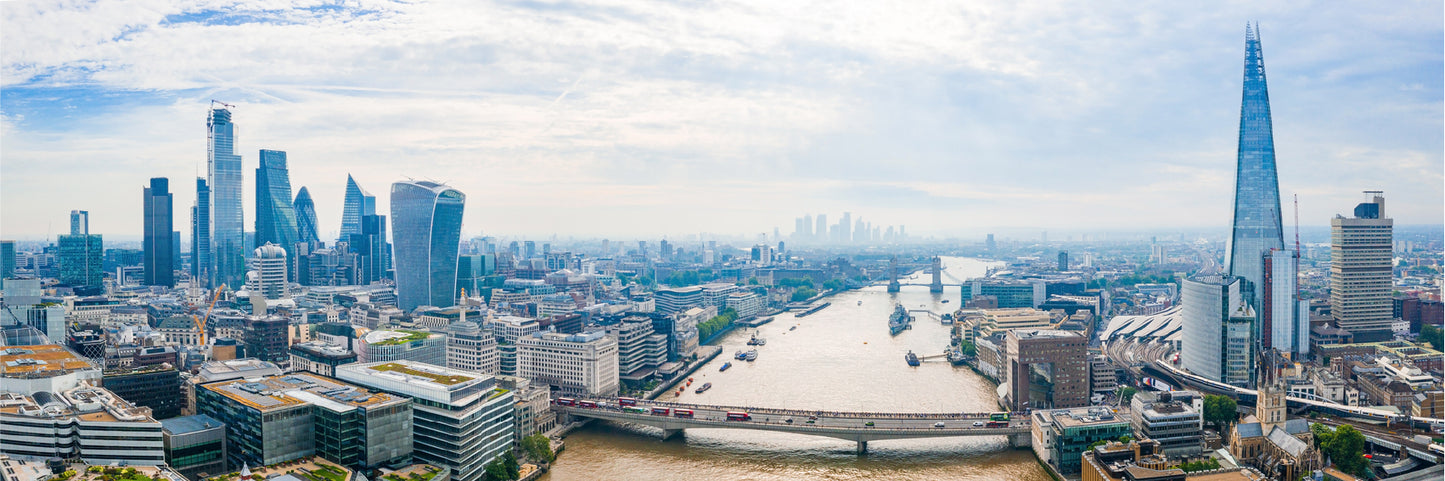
[160,414,225,435]
[0,344,94,376]
[201,372,402,412]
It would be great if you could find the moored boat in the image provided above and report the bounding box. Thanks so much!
[720,361,732,372]
[905,350,920,366]
[695,382,712,394]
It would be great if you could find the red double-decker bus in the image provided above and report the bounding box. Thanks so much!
[651,407,670,416]
[726,412,751,421]
[578,400,597,408]
[673,409,694,418]
[555,398,576,406]
[618,397,639,407]
[985,420,1008,428]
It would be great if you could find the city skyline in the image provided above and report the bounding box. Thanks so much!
[2,3,1442,240]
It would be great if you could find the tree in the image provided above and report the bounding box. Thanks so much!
[522,433,554,463]
[1421,324,1443,351]
[960,340,977,357]
[1117,386,1138,405]
[822,279,844,291]
[1321,424,1368,477]
[791,287,818,302]
[502,451,520,479]
[1203,395,1238,431]
[482,459,511,481]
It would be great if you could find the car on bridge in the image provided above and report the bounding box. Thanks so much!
[865,422,875,427]
[972,421,983,427]
[934,422,946,428]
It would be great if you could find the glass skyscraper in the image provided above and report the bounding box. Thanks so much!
[255,149,298,251]
[192,178,211,286]
[294,186,320,248]
[340,174,376,241]
[143,177,174,287]
[1224,24,1285,301]
[208,107,245,289]
[391,180,465,310]
[58,210,103,291]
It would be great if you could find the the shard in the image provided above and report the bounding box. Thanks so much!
[1225,23,1285,302]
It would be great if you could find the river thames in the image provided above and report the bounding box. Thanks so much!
[541,257,1052,481]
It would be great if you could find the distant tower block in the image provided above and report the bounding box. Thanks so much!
[929,257,943,293]
[887,257,901,293]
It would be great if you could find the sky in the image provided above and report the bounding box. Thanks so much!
[2,0,1441,241]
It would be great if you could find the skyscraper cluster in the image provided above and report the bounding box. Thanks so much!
[791,212,905,244]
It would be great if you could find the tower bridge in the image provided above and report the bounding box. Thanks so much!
[554,399,1032,454]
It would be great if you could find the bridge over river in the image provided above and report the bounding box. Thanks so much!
[555,399,1032,454]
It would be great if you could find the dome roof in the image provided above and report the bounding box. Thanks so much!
[253,243,288,259]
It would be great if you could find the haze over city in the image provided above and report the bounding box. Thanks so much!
[2,1,1442,240]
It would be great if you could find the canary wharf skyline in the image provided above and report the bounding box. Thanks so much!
[1,1,1441,240]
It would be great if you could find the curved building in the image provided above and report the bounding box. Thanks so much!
[1225,24,1285,302]
[391,180,465,310]
[341,174,377,240]
[294,186,320,247]
[255,149,298,251]
[247,243,289,300]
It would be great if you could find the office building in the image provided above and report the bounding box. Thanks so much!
[2,279,67,340]
[1003,330,1087,412]
[350,213,389,284]
[456,254,494,297]
[1128,390,1204,457]
[517,329,619,397]
[1058,251,1068,271]
[357,329,447,365]
[184,359,283,415]
[438,320,500,375]
[1180,275,1255,387]
[245,316,292,366]
[1031,406,1132,475]
[0,344,164,465]
[197,372,413,471]
[289,341,358,377]
[496,376,556,443]
[1330,192,1394,342]
[1,240,14,280]
[101,363,184,420]
[294,186,320,249]
[608,316,668,384]
[1261,248,1304,353]
[392,181,465,310]
[337,361,514,481]
[725,291,766,319]
[58,210,104,290]
[962,279,1046,309]
[246,243,289,301]
[160,414,227,479]
[143,177,174,287]
[490,316,539,376]
[341,174,377,240]
[209,107,245,289]
[255,150,299,254]
[192,178,212,287]
[1224,25,1285,304]
[655,286,704,315]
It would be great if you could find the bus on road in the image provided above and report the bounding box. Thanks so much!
[673,409,694,418]
[989,412,1010,422]
[726,412,752,421]
[555,398,576,407]
[618,397,639,407]
[651,407,671,416]
[624,406,649,415]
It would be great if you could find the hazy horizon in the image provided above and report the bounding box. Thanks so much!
[3,2,1441,240]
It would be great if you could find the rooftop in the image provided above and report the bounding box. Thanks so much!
[0,344,95,376]
[160,414,225,435]
[369,362,472,385]
[364,330,436,346]
[201,372,402,412]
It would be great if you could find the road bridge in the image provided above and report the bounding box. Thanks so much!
[555,399,1032,454]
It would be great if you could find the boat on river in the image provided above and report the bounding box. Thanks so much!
[695,382,712,394]
[720,361,732,372]
[888,304,912,336]
[744,349,759,361]
[905,350,920,366]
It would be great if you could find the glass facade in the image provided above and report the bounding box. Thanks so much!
[255,149,299,252]
[143,177,174,287]
[294,186,321,248]
[1225,24,1285,301]
[58,233,103,289]
[209,108,246,289]
[192,178,211,287]
[391,181,465,310]
[341,174,377,241]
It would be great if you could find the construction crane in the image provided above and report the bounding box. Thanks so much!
[1294,194,1301,301]
[210,99,235,109]
[193,285,226,347]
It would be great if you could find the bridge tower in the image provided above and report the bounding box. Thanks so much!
[887,257,900,292]
[929,256,943,293]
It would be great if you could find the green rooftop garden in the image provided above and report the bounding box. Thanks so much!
[371,362,473,385]
[372,330,431,346]
[381,465,442,481]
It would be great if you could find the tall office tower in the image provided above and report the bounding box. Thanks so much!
[339,174,376,240]
[1224,25,1285,303]
[854,217,865,243]
[1330,192,1394,342]
[191,178,211,286]
[815,214,827,243]
[70,210,89,235]
[392,181,465,310]
[0,240,14,280]
[58,210,103,290]
[208,107,245,289]
[1261,248,1301,353]
[794,217,805,239]
[293,186,320,248]
[839,212,851,243]
[986,234,996,250]
[143,178,175,287]
[349,213,388,284]
[254,149,298,252]
[1058,251,1069,271]
[524,241,537,259]
[803,214,813,239]
[1181,275,1255,387]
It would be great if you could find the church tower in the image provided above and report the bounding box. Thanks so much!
[1255,349,1287,429]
